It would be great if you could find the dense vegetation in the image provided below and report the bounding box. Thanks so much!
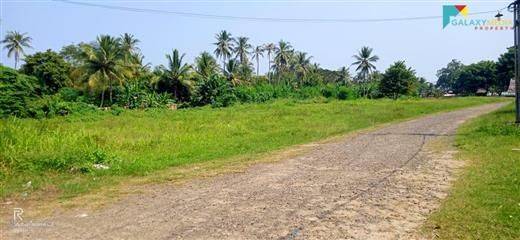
[0,97,504,199]
[1,30,446,119]
[426,104,519,239]
[0,66,39,117]
[436,47,514,95]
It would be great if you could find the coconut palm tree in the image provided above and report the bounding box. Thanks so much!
[214,30,234,69]
[159,49,192,101]
[263,43,276,82]
[224,59,240,86]
[293,52,312,70]
[2,31,32,69]
[120,33,140,55]
[337,66,351,86]
[195,51,219,79]
[292,52,312,85]
[130,52,151,73]
[273,40,293,74]
[119,33,142,75]
[79,35,131,107]
[252,45,264,76]
[233,36,252,65]
[351,46,379,82]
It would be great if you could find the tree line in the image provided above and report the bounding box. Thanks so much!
[1,30,499,118]
[436,48,513,95]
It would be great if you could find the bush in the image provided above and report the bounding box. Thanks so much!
[235,84,286,103]
[20,49,72,94]
[58,87,83,102]
[27,95,97,118]
[320,85,336,98]
[337,86,349,100]
[0,66,40,117]
[235,83,362,103]
[110,106,124,116]
[143,92,172,108]
[296,86,323,99]
[352,82,380,99]
[117,81,173,109]
[249,75,269,85]
[191,74,236,107]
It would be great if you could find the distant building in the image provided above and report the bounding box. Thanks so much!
[443,90,456,97]
[476,88,487,96]
[508,79,516,92]
[502,79,516,96]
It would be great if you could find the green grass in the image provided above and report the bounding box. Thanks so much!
[426,103,520,239]
[0,97,506,199]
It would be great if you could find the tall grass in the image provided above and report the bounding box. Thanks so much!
[0,97,505,199]
[234,83,358,103]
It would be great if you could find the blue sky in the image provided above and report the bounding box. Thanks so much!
[0,0,513,82]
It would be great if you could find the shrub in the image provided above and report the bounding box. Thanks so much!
[20,49,72,94]
[296,86,323,99]
[110,106,124,116]
[57,87,83,102]
[235,84,280,103]
[337,86,350,100]
[250,75,269,85]
[117,81,173,109]
[235,83,361,103]
[0,66,40,117]
[143,92,172,108]
[191,74,236,107]
[320,85,337,98]
[353,82,380,99]
[301,71,324,86]
[27,95,97,118]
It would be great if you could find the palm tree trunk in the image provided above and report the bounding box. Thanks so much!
[109,80,113,105]
[256,58,259,76]
[100,91,105,107]
[14,52,19,69]
[174,83,180,100]
[267,53,271,83]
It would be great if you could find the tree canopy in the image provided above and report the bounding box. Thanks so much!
[496,47,514,92]
[380,61,418,99]
[20,49,71,94]
[436,47,512,95]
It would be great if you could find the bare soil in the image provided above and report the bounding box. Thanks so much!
[2,103,506,239]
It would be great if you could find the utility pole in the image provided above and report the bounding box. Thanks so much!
[511,0,520,124]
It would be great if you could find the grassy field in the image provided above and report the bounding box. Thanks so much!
[0,97,505,200]
[426,103,520,239]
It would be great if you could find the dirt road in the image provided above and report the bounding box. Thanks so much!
[4,103,506,239]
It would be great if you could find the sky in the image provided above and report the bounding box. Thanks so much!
[0,0,513,82]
